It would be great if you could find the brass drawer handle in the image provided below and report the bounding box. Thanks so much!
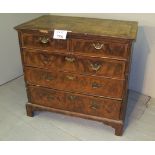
[47,95,54,100]
[92,82,102,88]
[90,101,100,110]
[39,36,49,44]
[90,63,101,71]
[66,75,75,80]
[65,57,75,63]
[40,54,53,64]
[68,95,77,101]
[91,106,97,110]
[42,58,50,64]
[43,73,54,81]
[93,43,104,50]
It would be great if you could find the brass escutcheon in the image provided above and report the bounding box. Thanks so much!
[68,95,77,101]
[90,101,100,110]
[66,75,75,80]
[39,36,49,44]
[92,82,102,88]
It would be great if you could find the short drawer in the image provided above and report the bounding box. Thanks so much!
[71,39,129,60]
[25,67,125,99]
[23,50,126,79]
[21,32,68,52]
[28,86,122,120]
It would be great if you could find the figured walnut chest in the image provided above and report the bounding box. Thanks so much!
[15,15,138,136]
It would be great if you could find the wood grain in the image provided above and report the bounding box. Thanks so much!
[25,67,125,99]
[23,49,126,79]
[28,86,122,120]
[15,15,138,136]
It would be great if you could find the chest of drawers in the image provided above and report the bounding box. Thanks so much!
[15,15,138,136]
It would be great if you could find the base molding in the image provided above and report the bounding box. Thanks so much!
[26,103,124,136]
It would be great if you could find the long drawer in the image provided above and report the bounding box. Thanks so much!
[28,86,122,120]
[25,67,125,99]
[23,49,126,79]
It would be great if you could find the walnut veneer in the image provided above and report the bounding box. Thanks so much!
[15,15,138,136]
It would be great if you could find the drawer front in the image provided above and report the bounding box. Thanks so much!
[71,39,129,59]
[25,67,124,99]
[23,50,126,79]
[28,86,121,120]
[21,33,68,51]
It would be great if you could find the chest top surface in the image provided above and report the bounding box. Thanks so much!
[15,15,138,40]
